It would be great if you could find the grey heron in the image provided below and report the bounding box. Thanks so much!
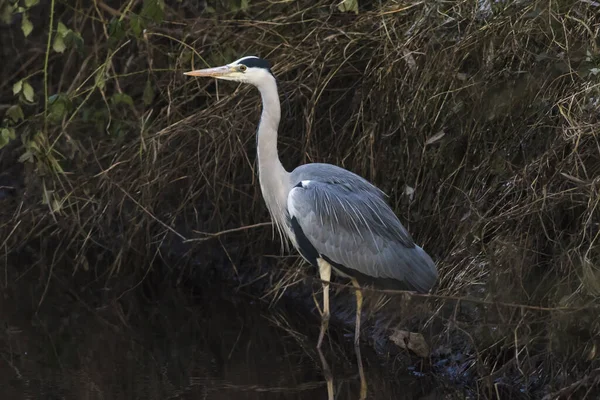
[185,56,438,396]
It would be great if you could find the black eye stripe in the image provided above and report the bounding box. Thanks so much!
[238,57,272,71]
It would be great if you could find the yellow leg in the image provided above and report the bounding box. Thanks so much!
[316,258,333,400]
[316,258,331,349]
[351,278,367,400]
[317,344,334,400]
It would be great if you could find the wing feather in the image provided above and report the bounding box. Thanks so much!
[287,166,437,293]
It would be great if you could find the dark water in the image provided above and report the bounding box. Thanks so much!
[0,276,451,400]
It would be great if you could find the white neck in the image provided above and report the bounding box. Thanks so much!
[256,76,285,175]
[255,75,291,247]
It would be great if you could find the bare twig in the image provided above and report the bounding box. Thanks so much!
[185,222,273,243]
[114,183,187,241]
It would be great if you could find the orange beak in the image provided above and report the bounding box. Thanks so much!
[183,65,234,78]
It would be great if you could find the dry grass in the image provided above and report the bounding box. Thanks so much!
[1,0,599,397]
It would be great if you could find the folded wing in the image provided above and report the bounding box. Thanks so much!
[287,173,437,293]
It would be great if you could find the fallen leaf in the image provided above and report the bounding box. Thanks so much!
[390,329,430,358]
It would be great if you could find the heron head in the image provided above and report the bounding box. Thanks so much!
[184,56,273,87]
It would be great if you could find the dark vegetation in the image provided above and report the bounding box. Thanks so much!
[1,0,599,398]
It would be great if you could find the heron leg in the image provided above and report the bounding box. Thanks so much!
[351,277,367,400]
[317,344,334,400]
[315,258,334,400]
[316,258,331,349]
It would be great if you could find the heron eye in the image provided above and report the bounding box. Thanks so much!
[239,65,247,72]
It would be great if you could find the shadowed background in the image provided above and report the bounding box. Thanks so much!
[0,0,599,398]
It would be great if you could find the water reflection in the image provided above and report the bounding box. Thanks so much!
[0,279,446,399]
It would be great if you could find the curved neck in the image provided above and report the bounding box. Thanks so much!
[256,76,285,175]
[255,75,290,246]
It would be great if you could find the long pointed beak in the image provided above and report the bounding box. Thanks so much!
[184,65,233,78]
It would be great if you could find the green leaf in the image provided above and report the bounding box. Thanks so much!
[6,105,25,123]
[107,19,125,49]
[24,0,40,7]
[52,35,66,53]
[108,18,124,39]
[22,82,34,102]
[112,92,134,107]
[18,150,34,163]
[21,12,33,37]
[49,101,66,121]
[143,80,154,105]
[66,31,84,51]
[337,0,358,13]
[57,21,69,36]
[27,139,40,151]
[141,0,165,23]
[0,127,14,148]
[3,127,16,140]
[47,93,72,123]
[13,80,23,95]
[129,14,144,37]
[1,4,14,25]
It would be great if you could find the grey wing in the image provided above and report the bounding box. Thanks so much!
[288,166,437,293]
